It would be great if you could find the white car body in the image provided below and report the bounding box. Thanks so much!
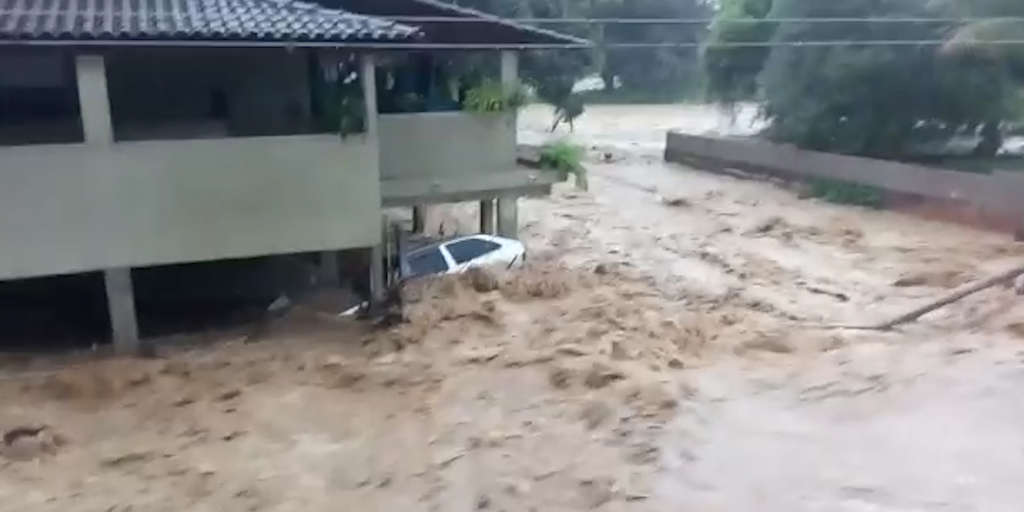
[404,234,526,278]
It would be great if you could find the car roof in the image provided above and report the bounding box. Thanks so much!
[406,234,513,256]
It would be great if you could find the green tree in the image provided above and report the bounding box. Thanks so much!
[445,0,591,88]
[931,0,1024,155]
[749,0,1017,158]
[592,0,712,100]
[942,0,1024,81]
[453,0,711,101]
[449,0,593,125]
[702,0,774,104]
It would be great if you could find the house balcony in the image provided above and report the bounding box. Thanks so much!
[378,111,560,207]
[0,134,381,281]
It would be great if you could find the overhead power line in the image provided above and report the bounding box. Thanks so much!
[610,39,1024,48]
[3,39,1024,49]
[386,16,1024,25]
[601,39,1024,48]
[368,15,1024,50]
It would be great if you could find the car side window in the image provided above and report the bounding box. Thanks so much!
[406,247,449,276]
[446,239,502,265]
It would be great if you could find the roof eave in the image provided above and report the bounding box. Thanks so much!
[0,38,588,49]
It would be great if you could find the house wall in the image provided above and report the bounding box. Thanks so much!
[379,112,516,180]
[0,134,380,280]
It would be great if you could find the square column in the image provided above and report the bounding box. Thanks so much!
[500,50,519,147]
[413,205,427,233]
[103,268,139,353]
[76,54,114,146]
[480,199,496,234]
[360,53,378,141]
[497,196,519,239]
[77,53,141,353]
[498,51,520,240]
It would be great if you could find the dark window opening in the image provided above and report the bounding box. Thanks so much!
[309,51,367,136]
[0,49,83,146]
[107,48,356,141]
[376,52,469,114]
[446,238,501,264]
[209,89,229,120]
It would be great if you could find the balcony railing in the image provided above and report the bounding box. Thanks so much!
[0,134,379,280]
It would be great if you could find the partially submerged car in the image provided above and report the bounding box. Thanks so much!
[341,235,526,316]
[402,235,526,279]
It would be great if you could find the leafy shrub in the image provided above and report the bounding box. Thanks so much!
[540,140,588,190]
[806,178,884,208]
[462,80,527,113]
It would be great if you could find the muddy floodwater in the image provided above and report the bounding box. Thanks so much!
[1,104,1023,511]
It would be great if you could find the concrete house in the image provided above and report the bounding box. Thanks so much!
[0,0,583,351]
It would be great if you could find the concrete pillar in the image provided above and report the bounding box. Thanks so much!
[360,53,378,141]
[500,51,519,93]
[369,216,387,304]
[412,205,427,233]
[75,54,114,145]
[369,243,385,303]
[318,251,340,287]
[497,196,519,239]
[360,53,386,303]
[77,53,141,352]
[384,216,394,286]
[394,223,409,279]
[500,50,519,147]
[104,268,139,353]
[480,199,496,234]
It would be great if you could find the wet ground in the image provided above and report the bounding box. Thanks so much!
[1,105,1023,511]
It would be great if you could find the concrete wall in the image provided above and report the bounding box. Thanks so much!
[379,112,516,180]
[665,131,1024,219]
[0,134,380,280]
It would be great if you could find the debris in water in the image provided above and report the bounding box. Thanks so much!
[101,451,154,468]
[806,286,850,302]
[583,362,626,389]
[216,389,242,402]
[172,395,196,407]
[549,366,574,389]
[748,216,785,235]
[579,400,614,430]
[578,477,615,508]
[554,344,590,357]
[657,195,690,208]
[2,425,66,461]
[893,270,968,289]
[737,335,794,354]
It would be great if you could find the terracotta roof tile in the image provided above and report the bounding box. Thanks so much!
[0,0,419,43]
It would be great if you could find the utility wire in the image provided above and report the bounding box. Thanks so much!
[595,39,1024,48]
[2,39,1024,49]
[287,39,1024,49]
[385,15,1024,25]
[368,15,1024,49]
